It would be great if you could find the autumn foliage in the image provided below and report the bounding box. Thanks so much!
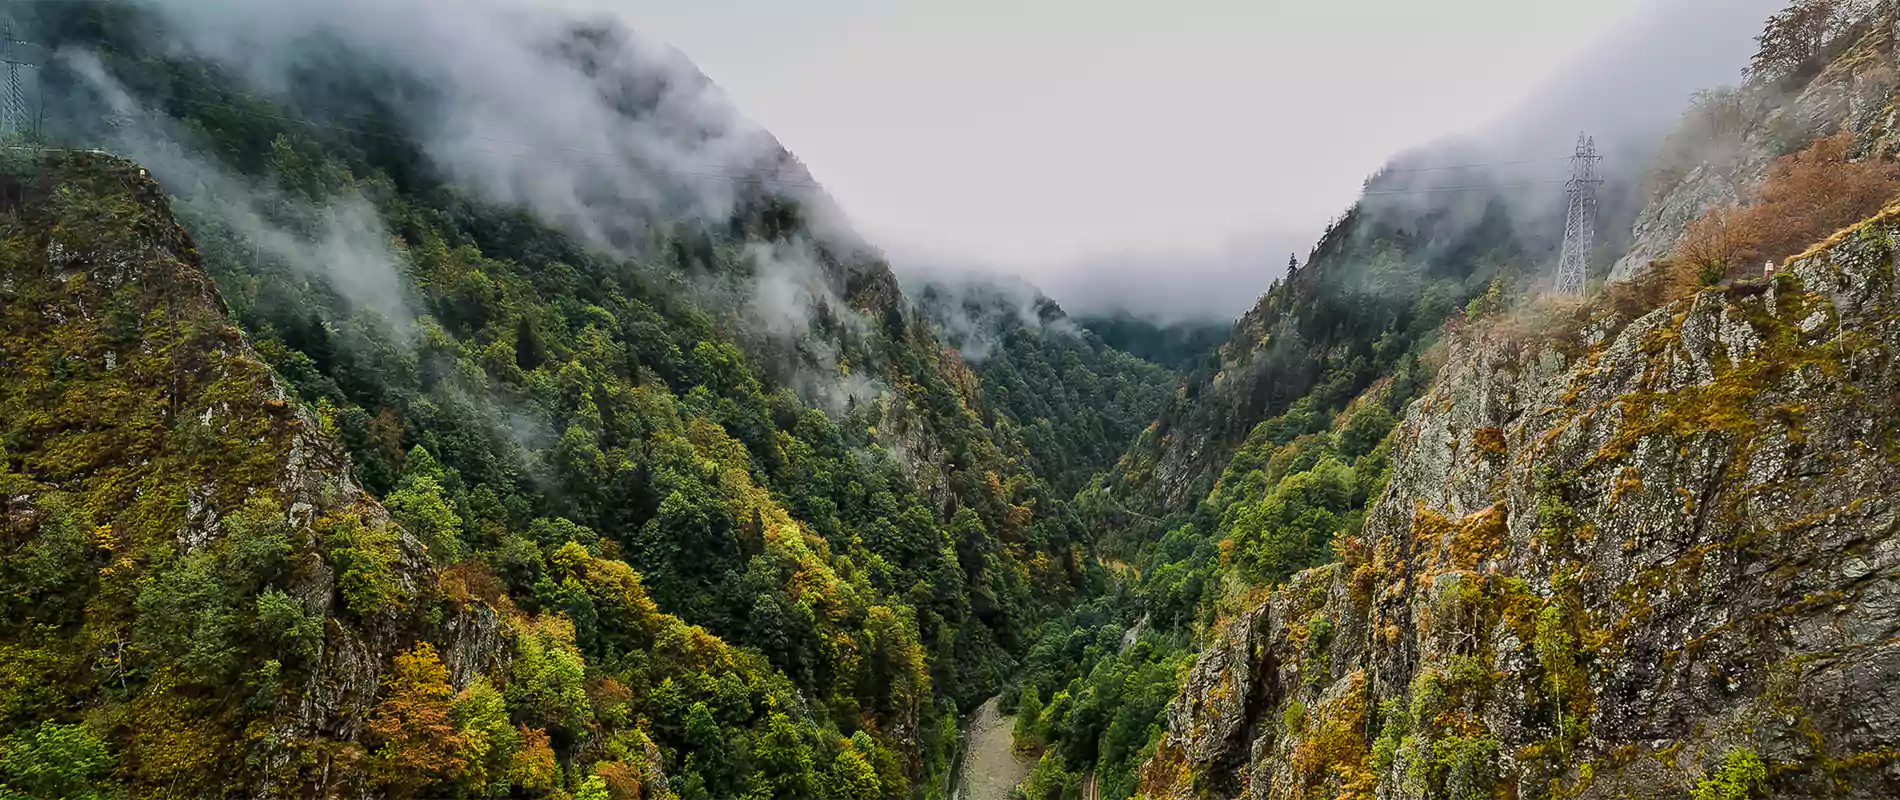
[365,643,466,795]
[1671,133,1900,288]
[1749,0,1868,82]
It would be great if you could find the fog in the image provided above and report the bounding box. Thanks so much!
[540,0,1788,321]
[43,0,1794,329]
[1079,0,1787,319]
[124,0,809,250]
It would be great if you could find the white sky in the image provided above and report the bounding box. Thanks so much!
[546,0,1752,314]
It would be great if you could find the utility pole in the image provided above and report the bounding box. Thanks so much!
[1554,133,1602,297]
[1,10,38,140]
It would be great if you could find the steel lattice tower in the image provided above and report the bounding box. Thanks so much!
[0,9,38,140]
[1555,133,1602,297]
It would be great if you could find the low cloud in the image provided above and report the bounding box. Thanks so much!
[68,50,415,332]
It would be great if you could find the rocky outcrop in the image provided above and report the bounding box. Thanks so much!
[1612,8,1900,282]
[1142,209,1900,799]
[0,152,514,798]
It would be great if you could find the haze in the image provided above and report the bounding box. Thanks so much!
[533,0,1771,317]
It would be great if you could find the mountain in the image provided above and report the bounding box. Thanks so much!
[1000,3,1900,800]
[0,2,1098,797]
[4,151,930,800]
[1073,312,1228,375]
[910,279,1204,499]
[10,1,1900,800]
[1146,204,1900,798]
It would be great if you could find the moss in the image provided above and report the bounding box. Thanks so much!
[1282,698,1307,735]
[1369,699,1405,775]
[1690,747,1766,800]
[1449,505,1509,571]
[1472,427,1507,459]
[1288,670,1375,800]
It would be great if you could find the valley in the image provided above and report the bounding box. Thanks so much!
[4,1,1900,800]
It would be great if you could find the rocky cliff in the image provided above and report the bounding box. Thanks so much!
[1614,5,1900,282]
[1140,206,1900,798]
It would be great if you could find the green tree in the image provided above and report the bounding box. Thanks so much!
[505,617,589,734]
[384,475,463,561]
[1013,684,1044,751]
[0,722,116,800]
[828,745,882,800]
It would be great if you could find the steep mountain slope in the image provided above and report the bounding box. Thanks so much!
[1083,184,1535,556]
[912,280,1187,498]
[0,2,1095,798]
[1144,198,1900,800]
[1065,5,1900,800]
[1002,5,1900,800]
[1616,1,1900,282]
[3,153,741,798]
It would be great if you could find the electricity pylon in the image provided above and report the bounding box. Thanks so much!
[1555,133,1602,297]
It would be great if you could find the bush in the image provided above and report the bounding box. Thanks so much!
[1692,747,1767,800]
[0,722,117,800]
[1670,133,1900,289]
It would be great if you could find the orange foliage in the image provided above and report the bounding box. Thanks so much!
[1672,133,1900,286]
[437,561,512,610]
[507,725,559,791]
[1676,206,1758,289]
[595,760,647,799]
[365,643,466,795]
[1750,133,1900,261]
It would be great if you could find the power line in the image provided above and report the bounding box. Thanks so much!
[1362,180,1566,197]
[0,12,40,138]
[1377,157,1568,175]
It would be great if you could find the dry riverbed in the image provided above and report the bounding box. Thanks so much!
[952,697,1034,800]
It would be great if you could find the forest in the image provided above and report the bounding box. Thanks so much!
[0,2,1222,797]
[6,1,1899,799]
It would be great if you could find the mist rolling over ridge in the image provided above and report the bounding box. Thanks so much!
[8,2,1900,800]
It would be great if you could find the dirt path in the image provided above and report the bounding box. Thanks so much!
[953,697,1034,800]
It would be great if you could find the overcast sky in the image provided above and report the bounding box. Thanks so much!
[545,0,1770,317]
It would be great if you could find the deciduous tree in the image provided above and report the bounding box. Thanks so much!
[365,643,465,795]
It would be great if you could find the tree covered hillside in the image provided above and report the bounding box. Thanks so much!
[0,2,1101,798]
[912,281,1207,498]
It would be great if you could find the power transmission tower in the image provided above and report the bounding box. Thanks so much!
[1554,133,1602,297]
[0,10,37,139]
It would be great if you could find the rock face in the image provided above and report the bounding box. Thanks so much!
[1611,9,1900,282]
[1141,212,1900,799]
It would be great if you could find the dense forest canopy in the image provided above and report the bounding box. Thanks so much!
[0,1,1200,797]
[4,1,1892,800]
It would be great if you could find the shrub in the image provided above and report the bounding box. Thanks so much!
[1692,746,1767,800]
[1670,133,1900,289]
[0,722,116,800]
